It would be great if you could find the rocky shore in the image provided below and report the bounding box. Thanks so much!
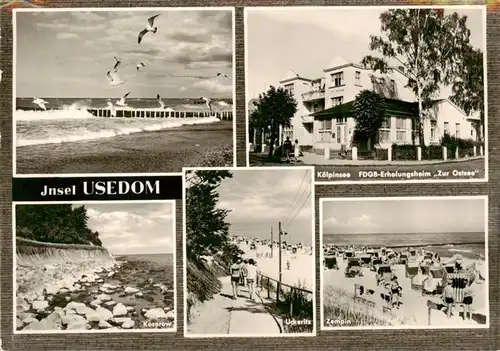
[16,256,175,332]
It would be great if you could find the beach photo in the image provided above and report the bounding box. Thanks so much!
[14,201,176,333]
[320,196,488,330]
[245,6,487,183]
[13,8,235,175]
[184,167,315,337]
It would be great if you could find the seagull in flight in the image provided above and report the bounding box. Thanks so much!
[107,101,117,117]
[157,94,165,109]
[217,73,230,79]
[106,70,125,86]
[32,97,48,110]
[113,56,122,71]
[138,14,160,44]
[136,62,147,71]
[116,92,130,107]
[200,97,212,113]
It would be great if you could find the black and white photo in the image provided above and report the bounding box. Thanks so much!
[184,167,315,337]
[14,201,176,333]
[320,196,488,329]
[245,6,487,183]
[14,8,235,175]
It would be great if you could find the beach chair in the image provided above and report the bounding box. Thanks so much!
[447,273,470,317]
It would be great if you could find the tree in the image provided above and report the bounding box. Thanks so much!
[450,45,484,141]
[185,170,234,262]
[353,90,388,150]
[249,85,298,157]
[15,204,102,246]
[362,9,473,146]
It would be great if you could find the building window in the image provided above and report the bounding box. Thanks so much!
[379,118,391,143]
[284,83,294,95]
[319,119,332,131]
[456,123,460,138]
[331,96,343,106]
[331,72,344,87]
[395,117,407,142]
[355,71,361,85]
[431,121,437,141]
[390,79,396,92]
[444,121,449,135]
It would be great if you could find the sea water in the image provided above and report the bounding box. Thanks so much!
[15,97,231,147]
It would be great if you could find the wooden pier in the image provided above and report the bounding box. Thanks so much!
[86,108,233,121]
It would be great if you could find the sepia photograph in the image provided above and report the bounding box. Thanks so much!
[320,196,488,329]
[184,167,315,337]
[13,8,235,175]
[246,6,487,183]
[14,201,176,333]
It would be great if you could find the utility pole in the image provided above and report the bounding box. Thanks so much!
[271,226,273,259]
[277,221,282,302]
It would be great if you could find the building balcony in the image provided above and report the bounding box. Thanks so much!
[301,89,325,102]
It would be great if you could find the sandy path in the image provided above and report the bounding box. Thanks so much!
[188,276,280,336]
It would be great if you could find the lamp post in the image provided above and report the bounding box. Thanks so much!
[277,222,287,302]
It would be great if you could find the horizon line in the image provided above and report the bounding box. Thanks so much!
[324,231,484,235]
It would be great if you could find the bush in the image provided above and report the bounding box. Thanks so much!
[422,145,443,160]
[440,135,477,156]
[277,284,314,334]
[375,148,388,160]
[392,144,417,161]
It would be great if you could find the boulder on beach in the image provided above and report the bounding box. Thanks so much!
[24,311,63,331]
[90,299,102,308]
[32,300,49,312]
[16,297,30,312]
[45,285,60,295]
[62,314,87,326]
[87,307,113,323]
[96,293,112,302]
[112,303,128,317]
[66,322,91,330]
[98,320,112,329]
[122,320,135,329]
[124,287,140,294]
[104,301,117,307]
[22,317,38,325]
[135,292,143,298]
[165,310,175,319]
[107,272,115,278]
[145,308,167,320]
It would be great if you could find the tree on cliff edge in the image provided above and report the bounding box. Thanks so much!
[16,204,102,246]
[185,170,241,265]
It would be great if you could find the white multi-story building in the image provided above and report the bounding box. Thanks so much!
[276,56,482,153]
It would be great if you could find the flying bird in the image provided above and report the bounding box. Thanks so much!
[116,92,130,107]
[157,94,165,109]
[106,70,125,86]
[113,56,122,71]
[217,73,230,79]
[32,97,48,111]
[136,62,147,71]
[107,101,117,117]
[138,14,160,44]
[200,96,212,113]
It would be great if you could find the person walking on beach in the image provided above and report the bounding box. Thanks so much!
[442,279,455,318]
[283,137,293,162]
[390,276,401,308]
[230,257,242,300]
[246,259,258,300]
[240,259,249,286]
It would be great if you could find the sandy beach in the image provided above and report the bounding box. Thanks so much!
[323,252,488,328]
[239,241,314,291]
[16,121,233,174]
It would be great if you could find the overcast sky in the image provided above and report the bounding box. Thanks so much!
[16,9,233,98]
[82,202,174,255]
[246,6,485,100]
[205,169,314,245]
[322,198,485,235]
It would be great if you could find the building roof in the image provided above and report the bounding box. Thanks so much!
[311,98,419,120]
[324,56,351,70]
